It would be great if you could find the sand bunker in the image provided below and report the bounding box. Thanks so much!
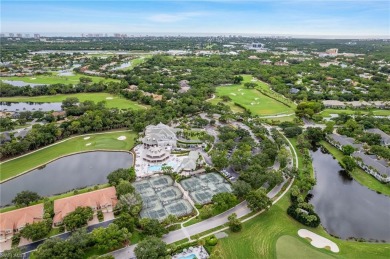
[31,78,36,80]
[106,97,114,100]
[83,137,90,140]
[117,136,127,140]
[85,143,92,146]
[298,229,339,253]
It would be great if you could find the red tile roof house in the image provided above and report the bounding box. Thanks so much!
[53,187,118,227]
[0,204,44,243]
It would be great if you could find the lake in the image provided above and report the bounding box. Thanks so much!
[310,148,390,241]
[0,151,133,206]
[1,80,46,87]
[0,102,62,112]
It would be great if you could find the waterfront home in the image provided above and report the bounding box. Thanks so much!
[53,187,117,226]
[352,152,390,183]
[326,134,363,150]
[0,204,44,243]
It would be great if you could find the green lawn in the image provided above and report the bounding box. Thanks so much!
[321,109,390,117]
[0,131,137,182]
[209,96,245,113]
[2,73,119,85]
[0,93,146,110]
[276,235,334,259]
[320,141,390,196]
[218,193,390,259]
[121,56,151,71]
[214,75,294,116]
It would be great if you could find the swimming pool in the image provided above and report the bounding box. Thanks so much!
[148,161,178,172]
[179,254,196,259]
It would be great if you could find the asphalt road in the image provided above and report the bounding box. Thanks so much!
[19,219,114,258]
[110,178,288,259]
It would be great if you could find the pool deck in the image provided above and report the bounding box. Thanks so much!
[172,246,209,259]
[133,145,184,177]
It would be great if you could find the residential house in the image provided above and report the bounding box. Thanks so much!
[365,128,390,146]
[178,80,191,93]
[0,204,44,242]
[326,134,363,150]
[289,88,300,94]
[53,187,118,226]
[352,152,390,183]
[322,100,346,109]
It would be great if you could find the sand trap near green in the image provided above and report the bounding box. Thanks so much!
[276,235,333,259]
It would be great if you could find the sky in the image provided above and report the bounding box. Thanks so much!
[1,0,389,38]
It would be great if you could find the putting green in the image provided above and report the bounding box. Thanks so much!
[276,235,334,259]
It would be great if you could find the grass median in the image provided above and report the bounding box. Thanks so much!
[0,130,137,182]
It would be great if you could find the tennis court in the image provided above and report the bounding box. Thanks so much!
[180,173,233,205]
[133,175,194,221]
[165,199,193,217]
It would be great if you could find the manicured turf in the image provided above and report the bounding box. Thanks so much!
[214,75,294,116]
[320,141,390,196]
[121,56,151,71]
[0,93,146,110]
[0,131,137,182]
[209,96,245,113]
[217,193,390,259]
[321,108,390,117]
[276,235,334,259]
[2,73,119,85]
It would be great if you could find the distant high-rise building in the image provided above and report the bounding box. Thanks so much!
[0,33,4,38]
[16,33,22,37]
[114,33,121,38]
[25,34,30,38]
[34,34,40,39]
[9,33,14,37]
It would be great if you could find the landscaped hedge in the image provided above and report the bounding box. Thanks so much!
[287,204,321,228]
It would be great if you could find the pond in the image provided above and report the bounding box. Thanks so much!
[1,102,62,112]
[310,148,390,241]
[111,61,131,71]
[1,80,46,87]
[0,151,133,207]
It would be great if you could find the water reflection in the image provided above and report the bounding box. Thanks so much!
[0,151,133,206]
[310,148,390,241]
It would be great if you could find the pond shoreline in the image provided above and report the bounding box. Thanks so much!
[0,149,134,184]
[0,151,134,206]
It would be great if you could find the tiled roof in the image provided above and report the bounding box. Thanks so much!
[53,187,117,224]
[0,204,44,231]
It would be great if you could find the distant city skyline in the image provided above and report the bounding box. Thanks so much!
[2,1,389,39]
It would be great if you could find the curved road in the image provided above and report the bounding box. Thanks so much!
[110,177,290,259]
